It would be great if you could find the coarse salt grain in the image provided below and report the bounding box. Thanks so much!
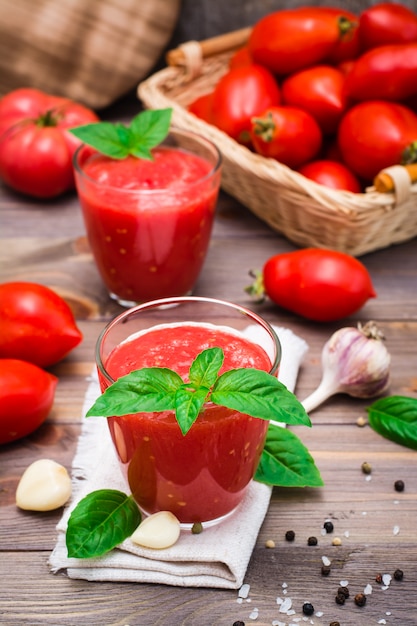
[315,611,324,617]
[365,475,372,481]
[364,583,373,595]
[249,607,259,620]
[322,556,331,566]
[276,597,283,605]
[393,525,400,535]
[272,621,285,626]
[239,583,250,599]
[382,573,392,586]
[378,620,387,625]
[340,580,349,587]
[279,597,292,613]
[344,530,350,538]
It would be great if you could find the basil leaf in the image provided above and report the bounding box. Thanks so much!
[86,368,183,417]
[189,347,224,389]
[175,386,209,435]
[70,121,131,159]
[367,395,417,450]
[66,489,141,558]
[211,369,311,427]
[255,424,323,487]
[129,108,172,160]
[69,108,173,160]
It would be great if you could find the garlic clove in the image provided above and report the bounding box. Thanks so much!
[131,511,181,549]
[16,459,72,511]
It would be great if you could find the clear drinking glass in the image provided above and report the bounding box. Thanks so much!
[95,296,281,526]
[74,128,222,307]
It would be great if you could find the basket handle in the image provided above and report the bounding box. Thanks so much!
[166,27,251,68]
[373,163,417,202]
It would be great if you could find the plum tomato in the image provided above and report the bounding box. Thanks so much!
[298,159,362,193]
[0,359,57,445]
[247,248,376,322]
[337,100,417,182]
[359,2,417,51]
[250,106,322,169]
[0,281,82,367]
[210,64,281,145]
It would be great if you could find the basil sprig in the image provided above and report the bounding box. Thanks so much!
[66,348,322,560]
[367,395,417,450]
[70,108,173,160]
[86,347,311,435]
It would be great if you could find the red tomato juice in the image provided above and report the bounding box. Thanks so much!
[75,145,220,304]
[99,322,272,524]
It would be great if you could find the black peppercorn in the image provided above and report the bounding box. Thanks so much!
[394,568,404,581]
[394,480,405,492]
[307,536,318,546]
[233,621,245,626]
[337,585,349,599]
[330,622,341,626]
[285,530,295,541]
[335,593,345,605]
[354,593,367,607]
[321,564,331,576]
[324,520,334,533]
[302,602,315,616]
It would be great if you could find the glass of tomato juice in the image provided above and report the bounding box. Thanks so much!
[95,296,281,527]
[73,128,222,307]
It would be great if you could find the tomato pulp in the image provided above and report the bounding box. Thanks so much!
[99,323,272,524]
[74,139,221,306]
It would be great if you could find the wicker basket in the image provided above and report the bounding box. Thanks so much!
[138,29,417,256]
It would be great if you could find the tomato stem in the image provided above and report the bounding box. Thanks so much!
[252,113,275,143]
[401,141,417,165]
[245,269,266,302]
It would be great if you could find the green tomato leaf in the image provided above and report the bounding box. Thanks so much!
[367,395,417,450]
[66,489,141,558]
[175,386,209,435]
[189,347,224,389]
[211,369,311,427]
[86,368,183,417]
[255,424,323,487]
[69,108,173,159]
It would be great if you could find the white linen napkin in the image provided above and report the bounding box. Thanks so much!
[49,326,308,589]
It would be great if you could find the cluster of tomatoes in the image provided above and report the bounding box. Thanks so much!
[0,282,83,444]
[188,2,417,192]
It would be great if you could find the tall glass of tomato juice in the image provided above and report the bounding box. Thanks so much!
[73,128,222,307]
[95,296,281,527]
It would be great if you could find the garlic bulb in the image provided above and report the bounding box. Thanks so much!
[302,321,391,413]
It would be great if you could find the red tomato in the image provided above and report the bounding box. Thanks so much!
[187,92,214,123]
[0,281,82,367]
[229,46,253,69]
[338,100,417,181]
[0,359,57,444]
[249,7,357,76]
[210,65,280,144]
[250,106,322,169]
[345,43,417,102]
[359,2,417,51]
[298,159,361,193]
[256,248,376,322]
[320,7,361,64]
[281,65,348,135]
[0,88,99,198]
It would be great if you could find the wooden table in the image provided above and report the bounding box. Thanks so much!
[1,97,417,626]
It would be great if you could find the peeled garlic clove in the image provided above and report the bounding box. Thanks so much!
[16,459,72,511]
[131,511,181,549]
